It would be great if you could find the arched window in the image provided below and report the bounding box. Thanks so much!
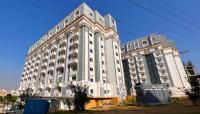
[142,40,148,47]
[67,32,72,38]
[151,37,157,44]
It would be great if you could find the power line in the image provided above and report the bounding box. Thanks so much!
[14,0,190,49]
[89,0,197,41]
[146,0,200,29]
[14,0,147,41]
[162,0,200,25]
[60,0,194,49]
[88,0,195,45]
[127,0,197,33]
[15,0,67,15]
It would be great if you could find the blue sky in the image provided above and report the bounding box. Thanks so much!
[0,0,199,90]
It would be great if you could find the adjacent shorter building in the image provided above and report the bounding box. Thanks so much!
[184,61,197,77]
[121,33,190,97]
[18,3,126,109]
[0,89,7,97]
[10,89,19,96]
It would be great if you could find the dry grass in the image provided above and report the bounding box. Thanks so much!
[48,100,200,114]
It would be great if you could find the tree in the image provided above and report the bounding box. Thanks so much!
[51,99,59,113]
[18,102,24,111]
[65,99,72,110]
[70,84,90,111]
[19,88,33,102]
[0,96,5,103]
[185,76,200,106]
[4,94,17,105]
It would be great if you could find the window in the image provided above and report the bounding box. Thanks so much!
[135,42,139,48]
[67,32,72,38]
[72,76,76,80]
[102,70,105,74]
[89,13,93,16]
[101,45,103,48]
[90,89,93,94]
[115,45,118,49]
[76,10,79,15]
[56,26,60,31]
[102,61,104,65]
[90,78,93,82]
[90,49,93,53]
[89,33,93,37]
[116,53,118,56]
[65,19,68,24]
[90,68,93,71]
[143,41,147,44]
[112,19,115,24]
[101,53,104,56]
[99,18,102,22]
[90,58,93,62]
[117,60,119,64]
[103,80,106,83]
[151,38,157,44]
[142,40,148,46]
[90,41,93,44]
[117,68,120,72]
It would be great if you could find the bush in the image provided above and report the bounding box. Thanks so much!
[70,84,90,111]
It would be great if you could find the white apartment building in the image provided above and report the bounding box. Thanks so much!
[121,33,190,97]
[18,3,126,108]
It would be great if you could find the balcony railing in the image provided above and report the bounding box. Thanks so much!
[59,46,66,52]
[57,62,65,68]
[70,49,78,57]
[51,51,57,56]
[58,55,66,60]
[69,40,78,49]
[68,58,78,66]
[71,33,79,40]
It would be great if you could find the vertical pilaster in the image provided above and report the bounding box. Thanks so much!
[77,25,89,81]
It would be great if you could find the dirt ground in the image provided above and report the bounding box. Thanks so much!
[49,100,200,114]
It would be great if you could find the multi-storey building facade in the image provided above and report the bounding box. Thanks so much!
[18,3,126,107]
[121,33,190,97]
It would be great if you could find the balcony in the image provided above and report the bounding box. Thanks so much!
[57,76,63,87]
[41,69,46,73]
[57,62,65,68]
[70,70,77,76]
[68,59,78,66]
[43,56,48,60]
[71,33,79,40]
[52,45,57,49]
[49,59,56,63]
[69,40,78,49]
[54,90,61,97]
[156,59,164,65]
[44,90,51,97]
[69,49,78,57]
[48,67,54,71]
[154,51,162,58]
[59,46,66,52]
[42,62,48,67]
[60,39,67,46]
[33,72,37,76]
[35,66,39,70]
[35,60,40,65]
[58,55,66,60]
[50,51,57,56]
